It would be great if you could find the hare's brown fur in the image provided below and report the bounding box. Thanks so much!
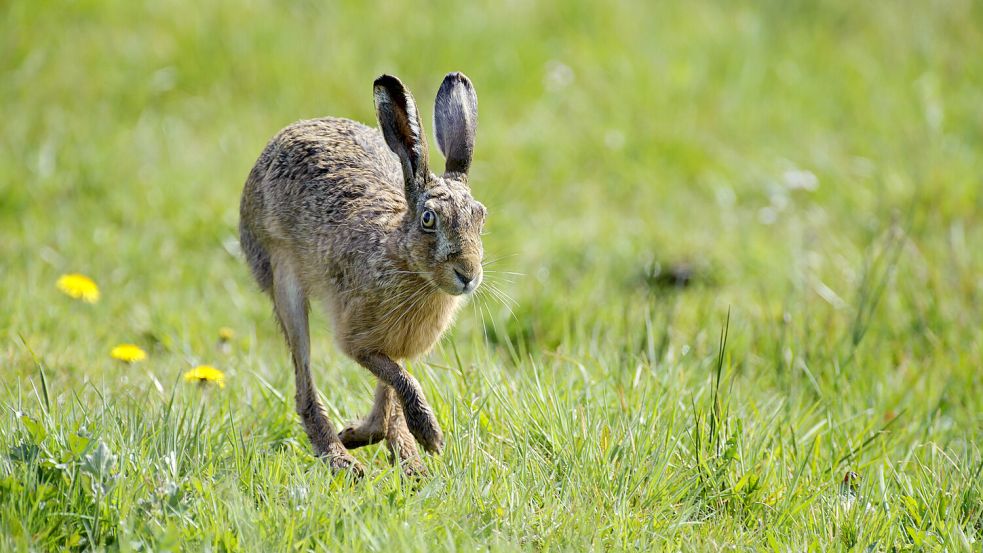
[241,118,467,358]
[239,73,483,476]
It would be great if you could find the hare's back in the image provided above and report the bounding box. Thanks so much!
[267,117,402,194]
[252,117,406,233]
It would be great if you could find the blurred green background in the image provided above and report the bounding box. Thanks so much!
[2,0,982,550]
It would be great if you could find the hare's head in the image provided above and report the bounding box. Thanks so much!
[375,73,486,296]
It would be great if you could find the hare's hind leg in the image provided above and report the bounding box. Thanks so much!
[272,255,363,476]
[379,386,428,477]
[337,383,387,449]
[340,382,427,477]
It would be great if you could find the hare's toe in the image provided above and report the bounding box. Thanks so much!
[386,435,428,478]
[339,423,384,450]
[316,443,365,478]
[397,456,428,479]
[326,451,365,479]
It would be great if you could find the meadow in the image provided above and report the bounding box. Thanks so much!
[2,0,982,550]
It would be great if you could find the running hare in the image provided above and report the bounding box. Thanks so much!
[239,73,484,476]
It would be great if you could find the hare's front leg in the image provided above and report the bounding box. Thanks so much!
[339,382,427,476]
[354,353,444,453]
[272,256,363,476]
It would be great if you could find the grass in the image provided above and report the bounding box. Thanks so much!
[2,0,982,550]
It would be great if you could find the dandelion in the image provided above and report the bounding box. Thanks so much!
[183,365,225,388]
[56,273,100,303]
[110,344,147,363]
[217,327,236,355]
[218,327,236,342]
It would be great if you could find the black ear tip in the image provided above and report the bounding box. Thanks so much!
[374,74,405,92]
[442,71,473,89]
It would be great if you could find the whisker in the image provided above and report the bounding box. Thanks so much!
[391,282,435,323]
[471,291,488,345]
[481,253,518,267]
[484,281,519,308]
[483,270,525,276]
[351,286,419,338]
[386,270,431,276]
[482,274,518,285]
[484,284,518,321]
[333,271,420,296]
[376,285,429,339]
[479,293,500,342]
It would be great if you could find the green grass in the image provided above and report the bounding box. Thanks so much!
[2,0,982,550]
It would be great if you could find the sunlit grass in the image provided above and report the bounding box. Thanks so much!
[2,0,982,550]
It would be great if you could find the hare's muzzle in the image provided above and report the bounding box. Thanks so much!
[448,261,482,295]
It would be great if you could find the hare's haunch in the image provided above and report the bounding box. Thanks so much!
[239,73,484,476]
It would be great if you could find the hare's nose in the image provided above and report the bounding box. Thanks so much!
[453,268,481,293]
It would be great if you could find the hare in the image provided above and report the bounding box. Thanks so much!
[239,73,484,476]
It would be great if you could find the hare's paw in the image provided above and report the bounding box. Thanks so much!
[327,451,365,479]
[404,405,444,454]
[339,421,384,450]
[317,443,365,479]
[397,455,428,479]
[385,424,429,478]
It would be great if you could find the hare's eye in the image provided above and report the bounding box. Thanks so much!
[420,210,437,231]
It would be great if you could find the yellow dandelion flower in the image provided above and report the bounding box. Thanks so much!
[218,327,236,342]
[110,344,147,363]
[56,273,100,303]
[183,365,225,388]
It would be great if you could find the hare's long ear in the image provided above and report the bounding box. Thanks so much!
[374,74,430,203]
[434,72,478,176]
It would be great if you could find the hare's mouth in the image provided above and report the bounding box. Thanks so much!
[452,268,481,294]
[434,265,482,296]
